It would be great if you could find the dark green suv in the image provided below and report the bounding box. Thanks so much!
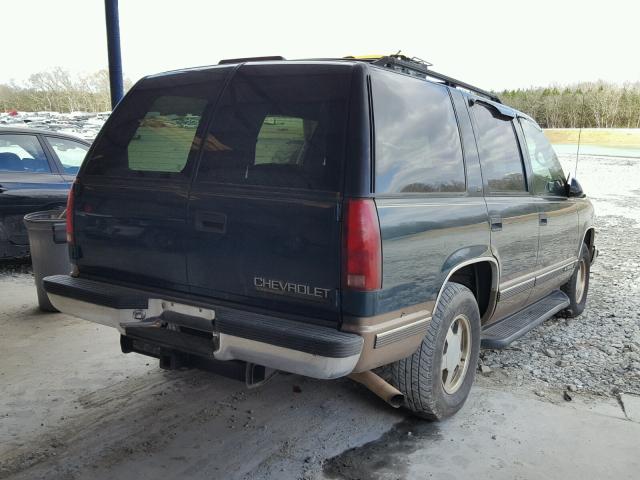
[44,55,596,419]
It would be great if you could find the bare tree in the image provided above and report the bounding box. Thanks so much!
[0,67,132,113]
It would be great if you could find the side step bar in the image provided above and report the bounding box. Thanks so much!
[481,290,569,349]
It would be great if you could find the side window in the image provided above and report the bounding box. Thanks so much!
[46,137,89,175]
[520,118,566,196]
[472,103,527,193]
[0,134,51,173]
[372,69,466,193]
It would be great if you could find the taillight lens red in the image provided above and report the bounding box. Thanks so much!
[342,198,382,291]
[66,182,75,244]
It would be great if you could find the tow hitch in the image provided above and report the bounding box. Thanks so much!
[120,335,276,387]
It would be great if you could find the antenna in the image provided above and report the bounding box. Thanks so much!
[574,92,586,177]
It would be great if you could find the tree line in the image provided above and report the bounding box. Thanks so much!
[2,68,640,129]
[499,81,640,128]
[0,68,132,113]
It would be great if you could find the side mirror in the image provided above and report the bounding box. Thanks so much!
[566,177,585,198]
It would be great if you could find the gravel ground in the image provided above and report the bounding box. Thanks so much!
[478,154,640,400]
[478,213,640,398]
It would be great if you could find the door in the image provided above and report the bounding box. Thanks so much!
[470,101,540,321]
[73,68,229,290]
[519,117,578,300]
[186,63,354,323]
[0,132,68,256]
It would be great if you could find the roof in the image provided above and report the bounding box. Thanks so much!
[148,54,502,105]
[145,59,357,79]
[132,55,533,121]
[0,126,92,144]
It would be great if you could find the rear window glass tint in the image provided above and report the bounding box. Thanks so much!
[195,64,352,191]
[372,69,466,194]
[255,115,317,165]
[128,96,207,172]
[83,69,228,177]
[472,103,527,193]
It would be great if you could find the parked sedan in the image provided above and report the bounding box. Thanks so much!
[0,127,91,258]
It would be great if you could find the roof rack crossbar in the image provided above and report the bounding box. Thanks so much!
[371,56,501,104]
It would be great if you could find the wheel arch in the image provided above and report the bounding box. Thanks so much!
[581,227,596,262]
[433,256,499,324]
[582,227,595,249]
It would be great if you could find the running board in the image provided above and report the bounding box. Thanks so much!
[481,290,569,349]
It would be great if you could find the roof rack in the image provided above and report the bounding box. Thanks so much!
[218,56,285,65]
[368,54,501,104]
[213,53,501,104]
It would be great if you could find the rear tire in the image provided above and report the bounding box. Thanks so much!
[389,282,481,420]
[561,243,591,318]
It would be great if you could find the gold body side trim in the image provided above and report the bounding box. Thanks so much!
[342,302,434,372]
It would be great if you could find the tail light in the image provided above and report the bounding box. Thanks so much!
[342,198,382,291]
[66,181,76,244]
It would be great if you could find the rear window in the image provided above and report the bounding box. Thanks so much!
[128,96,207,172]
[195,64,352,191]
[83,69,229,177]
[255,115,314,165]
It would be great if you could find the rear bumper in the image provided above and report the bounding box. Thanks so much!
[43,275,363,379]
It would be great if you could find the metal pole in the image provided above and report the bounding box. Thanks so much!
[104,0,124,109]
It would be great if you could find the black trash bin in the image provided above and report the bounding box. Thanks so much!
[23,210,71,312]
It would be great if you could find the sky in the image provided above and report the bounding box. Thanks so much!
[4,0,639,90]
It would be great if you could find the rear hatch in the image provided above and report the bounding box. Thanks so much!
[73,68,230,291]
[74,62,355,322]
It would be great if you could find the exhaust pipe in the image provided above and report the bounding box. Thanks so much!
[349,371,405,408]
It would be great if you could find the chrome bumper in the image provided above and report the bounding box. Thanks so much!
[45,277,363,380]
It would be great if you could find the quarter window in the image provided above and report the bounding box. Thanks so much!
[372,69,466,194]
[473,103,527,193]
[46,137,89,175]
[520,118,566,196]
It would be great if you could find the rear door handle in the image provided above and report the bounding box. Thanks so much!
[195,211,227,233]
[539,213,548,226]
[490,216,502,231]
